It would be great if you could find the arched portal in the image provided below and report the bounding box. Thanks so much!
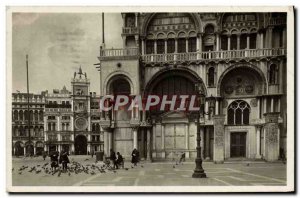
[75,135,87,155]
[14,141,24,156]
[145,68,205,159]
[218,65,266,97]
[108,76,131,121]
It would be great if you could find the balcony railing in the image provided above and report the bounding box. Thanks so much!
[45,108,71,112]
[268,18,286,26]
[99,47,139,60]
[141,48,286,63]
[122,27,139,35]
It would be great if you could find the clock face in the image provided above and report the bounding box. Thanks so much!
[75,117,88,131]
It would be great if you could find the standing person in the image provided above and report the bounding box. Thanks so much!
[109,149,116,167]
[50,152,59,170]
[42,151,47,160]
[91,150,94,158]
[60,151,70,172]
[131,148,139,166]
[115,152,124,169]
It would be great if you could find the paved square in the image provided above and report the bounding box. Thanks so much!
[11,156,286,186]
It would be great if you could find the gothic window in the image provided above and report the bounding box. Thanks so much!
[208,67,215,87]
[19,111,23,121]
[240,34,247,49]
[188,37,196,52]
[231,35,237,50]
[92,124,96,132]
[157,39,165,54]
[227,100,250,125]
[48,123,51,131]
[269,64,278,84]
[178,38,186,53]
[13,110,18,121]
[249,33,257,49]
[167,39,175,53]
[221,35,228,50]
[146,40,154,54]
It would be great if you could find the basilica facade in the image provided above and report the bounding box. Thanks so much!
[11,12,287,163]
[97,12,287,162]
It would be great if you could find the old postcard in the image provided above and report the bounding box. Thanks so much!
[6,6,294,192]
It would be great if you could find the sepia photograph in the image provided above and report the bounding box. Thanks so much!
[6,6,294,193]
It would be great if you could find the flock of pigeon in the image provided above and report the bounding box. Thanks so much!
[12,158,143,177]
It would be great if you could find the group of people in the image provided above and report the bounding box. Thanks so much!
[108,148,140,169]
[49,151,70,171]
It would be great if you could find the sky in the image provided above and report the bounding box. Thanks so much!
[12,13,123,94]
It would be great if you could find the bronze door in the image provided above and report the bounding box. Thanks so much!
[230,132,246,158]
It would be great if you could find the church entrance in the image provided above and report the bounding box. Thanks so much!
[75,135,87,155]
[230,132,246,158]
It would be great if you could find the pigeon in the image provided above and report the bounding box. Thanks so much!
[246,163,250,166]
[68,172,71,176]
[124,168,129,171]
[141,165,144,168]
[131,166,134,169]
[18,172,22,175]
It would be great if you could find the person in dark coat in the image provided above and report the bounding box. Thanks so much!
[91,150,94,158]
[50,152,59,170]
[60,151,70,171]
[42,151,47,160]
[131,148,139,166]
[109,149,116,167]
[114,152,124,169]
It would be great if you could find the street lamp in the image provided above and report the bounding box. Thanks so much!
[192,83,206,178]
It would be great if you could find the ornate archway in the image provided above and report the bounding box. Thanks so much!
[217,64,267,96]
[75,135,87,155]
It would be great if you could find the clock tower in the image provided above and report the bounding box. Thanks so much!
[71,66,91,155]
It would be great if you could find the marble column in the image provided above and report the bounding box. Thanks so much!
[154,40,157,54]
[257,98,261,119]
[152,125,156,158]
[213,115,225,163]
[205,101,209,120]
[263,97,267,114]
[133,128,138,149]
[246,34,250,49]
[263,113,280,161]
[141,129,145,159]
[227,36,231,51]
[271,97,274,113]
[33,147,36,155]
[256,126,262,159]
[215,99,219,115]
[24,147,26,156]
[175,39,178,53]
[185,124,189,158]
[186,38,189,52]
[216,33,220,51]
[141,39,145,55]
[146,128,152,161]
[205,127,210,160]
[200,126,204,159]
[161,124,165,158]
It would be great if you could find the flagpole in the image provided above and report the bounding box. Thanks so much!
[26,54,32,156]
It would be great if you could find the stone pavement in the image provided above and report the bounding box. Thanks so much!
[11,156,287,186]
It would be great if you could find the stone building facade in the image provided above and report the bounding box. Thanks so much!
[12,93,46,156]
[11,12,287,163]
[97,12,287,162]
